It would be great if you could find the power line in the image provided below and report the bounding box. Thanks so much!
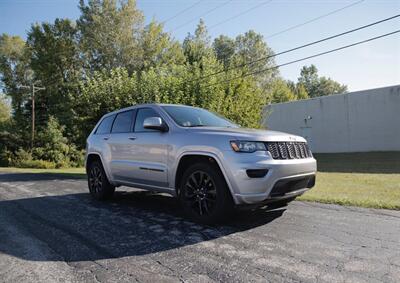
[195,14,400,81]
[170,0,234,32]
[202,30,400,87]
[208,0,274,30]
[162,0,203,24]
[266,0,365,39]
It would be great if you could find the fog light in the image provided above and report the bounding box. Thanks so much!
[246,169,269,178]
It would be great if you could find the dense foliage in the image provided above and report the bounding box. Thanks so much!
[0,0,347,168]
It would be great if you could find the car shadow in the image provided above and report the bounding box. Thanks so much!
[0,182,285,262]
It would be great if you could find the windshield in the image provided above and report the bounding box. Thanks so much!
[162,105,238,128]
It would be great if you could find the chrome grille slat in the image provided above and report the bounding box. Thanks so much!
[278,142,288,159]
[267,143,280,159]
[266,142,311,160]
[294,143,301,158]
[287,143,295,159]
[299,144,305,158]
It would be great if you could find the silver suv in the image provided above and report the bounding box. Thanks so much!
[85,104,316,223]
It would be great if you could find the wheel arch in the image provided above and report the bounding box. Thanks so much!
[174,152,234,200]
[85,152,102,171]
[85,152,114,184]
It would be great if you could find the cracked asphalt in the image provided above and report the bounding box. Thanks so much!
[0,172,399,283]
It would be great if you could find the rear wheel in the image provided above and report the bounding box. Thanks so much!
[179,162,233,224]
[87,160,115,200]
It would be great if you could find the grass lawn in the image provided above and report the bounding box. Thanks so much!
[298,172,400,210]
[0,167,86,179]
[298,152,400,210]
[0,152,399,210]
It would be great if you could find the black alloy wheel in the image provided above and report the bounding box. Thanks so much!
[87,160,115,200]
[89,165,103,194]
[179,162,233,224]
[183,170,217,217]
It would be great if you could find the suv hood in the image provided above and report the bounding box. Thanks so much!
[186,127,306,142]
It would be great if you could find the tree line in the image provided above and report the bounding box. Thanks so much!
[0,0,347,168]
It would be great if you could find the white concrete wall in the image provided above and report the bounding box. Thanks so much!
[263,85,400,153]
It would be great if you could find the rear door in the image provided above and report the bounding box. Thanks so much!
[108,109,137,181]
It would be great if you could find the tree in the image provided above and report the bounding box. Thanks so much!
[213,35,235,68]
[27,19,82,141]
[183,19,213,65]
[234,30,277,84]
[77,0,144,73]
[298,64,319,96]
[287,80,309,100]
[298,64,347,97]
[0,0,350,167]
[316,77,347,97]
[138,20,185,71]
[269,79,296,103]
[0,94,10,123]
[75,62,265,141]
[0,34,32,127]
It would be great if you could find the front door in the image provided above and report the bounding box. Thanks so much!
[120,107,169,188]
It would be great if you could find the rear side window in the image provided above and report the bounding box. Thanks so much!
[134,108,161,132]
[112,110,134,133]
[96,115,115,134]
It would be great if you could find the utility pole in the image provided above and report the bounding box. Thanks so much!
[19,82,45,148]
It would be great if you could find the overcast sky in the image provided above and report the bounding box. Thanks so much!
[0,0,399,91]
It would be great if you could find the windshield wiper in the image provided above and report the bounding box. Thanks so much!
[185,124,206,127]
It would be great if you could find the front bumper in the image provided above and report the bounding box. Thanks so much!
[220,150,317,205]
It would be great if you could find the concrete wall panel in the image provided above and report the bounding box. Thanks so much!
[263,85,400,153]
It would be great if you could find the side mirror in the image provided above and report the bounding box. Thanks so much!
[143,117,168,132]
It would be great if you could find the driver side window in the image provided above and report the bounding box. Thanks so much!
[134,108,161,132]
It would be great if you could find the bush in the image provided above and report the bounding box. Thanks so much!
[0,149,13,167]
[32,116,84,168]
[13,159,56,169]
[7,149,56,169]
[0,117,85,169]
[75,66,265,143]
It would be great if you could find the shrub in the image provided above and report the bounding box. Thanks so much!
[14,159,57,169]
[0,149,13,167]
[32,116,84,168]
[0,117,85,169]
[7,149,56,169]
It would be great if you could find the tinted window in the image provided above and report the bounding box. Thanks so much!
[162,105,237,128]
[112,110,134,133]
[96,115,115,134]
[134,108,161,132]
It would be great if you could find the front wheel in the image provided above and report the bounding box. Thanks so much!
[179,162,233,224]
[87,160,115,200]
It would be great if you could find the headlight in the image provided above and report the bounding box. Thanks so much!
[230,141,266,153]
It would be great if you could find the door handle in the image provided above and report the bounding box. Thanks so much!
[128,137,137,140]
[103,137,109,140]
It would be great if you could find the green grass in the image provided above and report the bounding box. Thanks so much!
[298,152,400,210]
[313,151,400,173]
[0,167,86,179]
[298,172,400,210]
[1,152,399,210]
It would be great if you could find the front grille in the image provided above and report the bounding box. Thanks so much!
[266,142,312,160]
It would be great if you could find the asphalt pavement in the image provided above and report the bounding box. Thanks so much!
[0,172,399,283]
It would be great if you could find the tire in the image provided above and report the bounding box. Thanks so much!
[179,162,233,224]
[87,160,115,200]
